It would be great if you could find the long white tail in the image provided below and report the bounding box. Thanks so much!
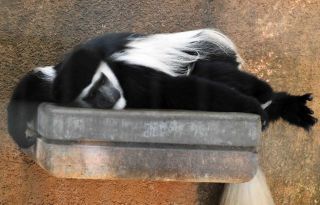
[220,167,275,205]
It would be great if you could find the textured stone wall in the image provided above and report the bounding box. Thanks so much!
[0,0,319,204]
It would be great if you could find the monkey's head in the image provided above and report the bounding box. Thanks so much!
[53,48,126,110]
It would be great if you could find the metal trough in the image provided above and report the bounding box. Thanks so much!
[24,103,261,183]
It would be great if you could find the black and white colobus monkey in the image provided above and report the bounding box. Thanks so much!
[8,29,316,148]
[7,29,316,205]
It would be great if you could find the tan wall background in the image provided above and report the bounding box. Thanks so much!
[0,0,319,204]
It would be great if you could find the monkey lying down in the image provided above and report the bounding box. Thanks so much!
[7,29,317,205]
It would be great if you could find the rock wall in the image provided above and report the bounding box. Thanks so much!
[0,0,319,204]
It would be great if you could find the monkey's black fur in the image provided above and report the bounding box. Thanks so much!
[7,31,317,148]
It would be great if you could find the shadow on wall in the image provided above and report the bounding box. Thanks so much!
[197,183,225,205]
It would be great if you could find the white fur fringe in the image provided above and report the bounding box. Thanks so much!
[220,167,275,205]
[112,29,242,77]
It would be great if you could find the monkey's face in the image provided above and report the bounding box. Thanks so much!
[75,61,127,110]
[53,48,126,110]
[79,74,121,109]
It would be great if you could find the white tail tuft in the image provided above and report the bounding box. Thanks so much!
[220,167,275,205]
[112,28,242,76]
[33,66,56,81]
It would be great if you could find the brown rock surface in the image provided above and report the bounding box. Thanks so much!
[0,0,319,204]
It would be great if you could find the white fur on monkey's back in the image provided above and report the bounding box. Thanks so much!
[112,28,243,77]
[220,168,275,205]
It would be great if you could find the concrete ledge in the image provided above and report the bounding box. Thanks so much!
[27,103,261,182]
[37,104,261,147]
